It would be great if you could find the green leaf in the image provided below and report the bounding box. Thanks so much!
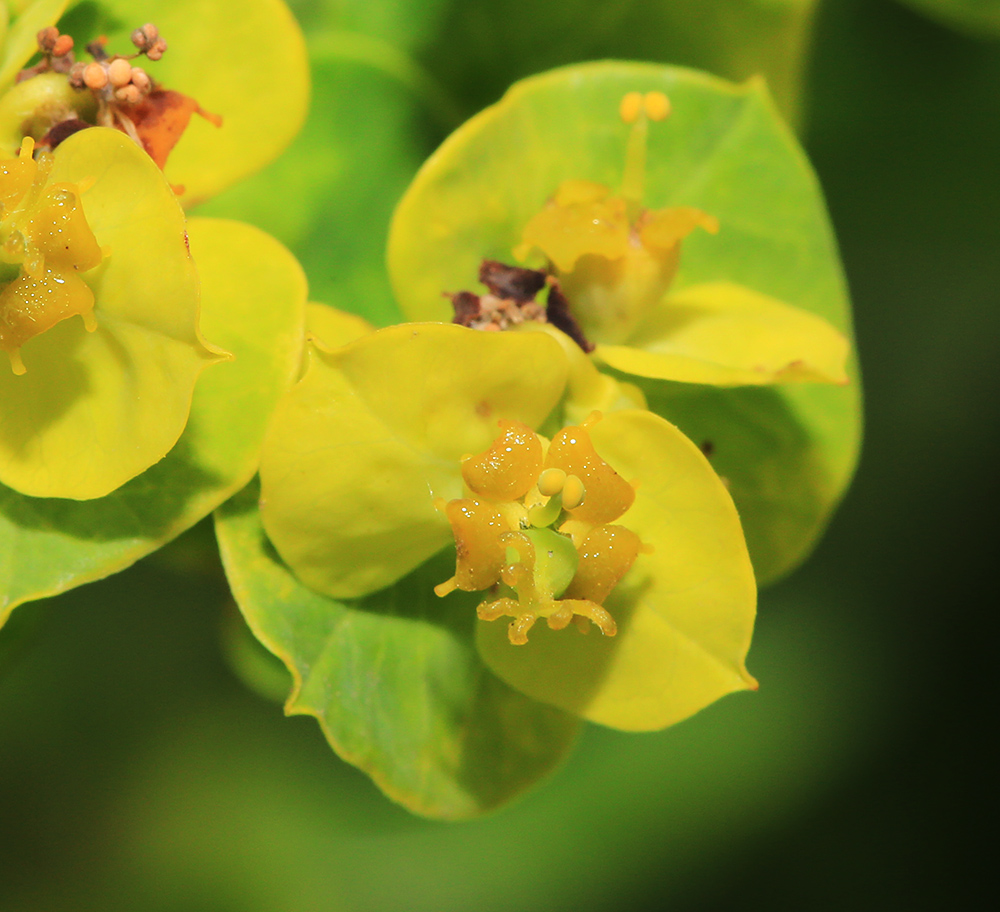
[477,409,757,731]
[258,322,569,599]
[0,216,306,628]
[85,0,309,206]
[215,480,580,820]
[196,43,430,327]
[388,62,861,583]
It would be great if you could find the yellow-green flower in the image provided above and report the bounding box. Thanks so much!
[0,0,309,206]
[387,62,862,585]
[392,83,849,390]
[257,317,756,731]
[0,0,309,499]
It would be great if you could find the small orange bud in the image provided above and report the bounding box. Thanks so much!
[83,62,108,90]
[108,58,133,88]
[52,34,74,57]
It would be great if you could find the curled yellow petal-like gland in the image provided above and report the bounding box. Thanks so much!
[0,268,96,374]
[563,524,642,604]
[545,421,635,525]
[26,185,103,271]
[436,498,512,594]
[461,419,543,501]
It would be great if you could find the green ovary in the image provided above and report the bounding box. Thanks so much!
[0,138,102,375]
[435,414,644,645]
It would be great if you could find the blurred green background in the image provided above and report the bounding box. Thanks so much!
[1,0,994,908]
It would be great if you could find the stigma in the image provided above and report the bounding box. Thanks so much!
[435,412,646,645]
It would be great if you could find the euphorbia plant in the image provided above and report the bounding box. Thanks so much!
[214,61,860,819]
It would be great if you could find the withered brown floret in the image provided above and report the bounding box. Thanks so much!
[478,259,547,303]
[546,281,595,353]
[446,258,594,352]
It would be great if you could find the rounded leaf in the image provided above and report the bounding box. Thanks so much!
[217,482,580,821]
[598,281,850,386]
[259,323,569,599]
[478,409,757,732]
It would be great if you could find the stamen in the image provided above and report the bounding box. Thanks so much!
[537,467,566,497]
[561,474,586,510]
[643,91,671,121]
[619,91,643,125]
[619,91,671,221]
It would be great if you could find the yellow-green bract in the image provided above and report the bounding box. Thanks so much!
[254,318,756,733]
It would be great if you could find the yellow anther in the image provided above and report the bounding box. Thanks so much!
[619,91,643,124]
[83,62,108,91]
[19,137,35,160]
[643,91,671,121]
[561,474,586,510]
[537,467,566,497]
[108,58,133,88]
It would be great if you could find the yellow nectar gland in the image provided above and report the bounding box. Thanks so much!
[435,413,646,645]
[0,138,102,374]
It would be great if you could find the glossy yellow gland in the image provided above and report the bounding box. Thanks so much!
[461,419,543,501]
[0,140,103,374]
[439,498,511,593]
[545,421,635,525]
[563,524,642,604]
[439,416,643,645]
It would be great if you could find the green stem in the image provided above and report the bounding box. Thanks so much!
[621,115,648,222]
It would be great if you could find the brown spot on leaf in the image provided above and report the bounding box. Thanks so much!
[38,118,91,152]
[125,89,222,171]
